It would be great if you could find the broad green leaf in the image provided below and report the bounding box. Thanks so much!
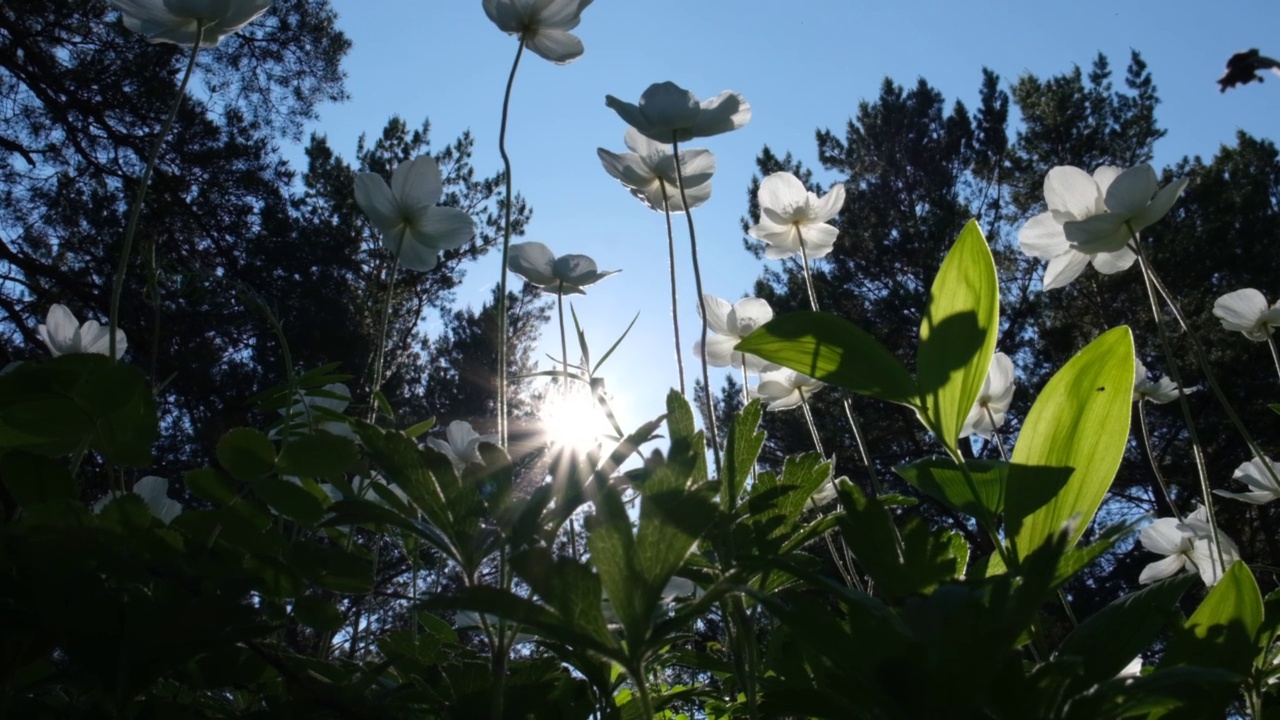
[1163,561,1263,675]
[1057,574,1195,691]
[277,432,359,478]
[250,477,326,526]
[736,311,919,406]
[1270,403,1279,416]
[894,457,1007,520]
[722,399,765,512]
[216,428,276,481]
[1007,326,1133,560]
[916,220,999,452]
[0,451,76,506]
[836,484,965,599]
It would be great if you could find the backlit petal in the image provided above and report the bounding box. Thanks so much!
[1017,212,1068,259]
[690,91,751,138]
[1089,246,1137,275]
[757,172,807,217]
[525,28,583,64]
[1041,250,1091,290]
[699,295,733,335]
[416,206,476,251]
[1103,164,1157,216]
[1132,177,1188,231]
[390,155,444,208]
[1043,166,1102,220]
[1138,554,1186,584]
[354,173,399,231]
[810,183,846,223]
[508,242,558,286]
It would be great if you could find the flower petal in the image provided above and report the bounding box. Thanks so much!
[1132,177,1188,231]
[1102,164,1157,216]
[354,173,400,231]
[638,82,700,134]
[1138,554,1187,584]
[525,28,584,64]
[508,242,558,286]
[596,148,653,189]
[1214,289,1269,338]
[1140,517,1189,555]
[698,295,733,335]
[811,183,846,223]
[1043,166,1102,220]
[1018,213,1068,260]
[1089,246,1138,275]
[730,297,773,335]
[1064,213,1130,253]
[690,91,751,138]
[700,334,738,367]
[1041,250,1091,290]
[390,155,444,208]
[415,206,476,251]
[40,304,79,354]
[757,172,807,217]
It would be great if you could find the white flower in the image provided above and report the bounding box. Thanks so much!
[1138,506,1240,587]
[275,383,356,441]
[1019,165,1187,290]
[354,155,476,272]
[747,172,846,260]
[606,82,751,144]
[37,304,127,359]
[93,476,182,524]
[1214,455,1280,505]
[350,473,411,509]
[811,470,846,506]
[1213,288,1280,341]
[751,368,824,411]
[597,129,715,213]
[1117,656,1144,679]
[483,0,593,64]
[425,420,499,471]
[110,0,272,47]
[959,352,1016,439]
[693,295,777,373]
[1132,357,1196,404]
[507,242,617,295]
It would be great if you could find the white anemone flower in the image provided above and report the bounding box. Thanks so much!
[507,242,617,296]
[37,304,127,359]
[425,420,499,471]
[354,155,476,272]
[1213,288,1280,341]
[597,129,715,213]
[93,476,183,524]
[1214,455,1280,505]
[751,368,824,411]
[1019,165,1187,290]
[1132,357,1196,404]
[110,0,272,47]
[1138,506,1240,587]
[483,0,593,64]
[747,173,846,260]
[275,383,356,441]
[606,82,751,144]
[693,295,777,373]
[959,352,1016,439]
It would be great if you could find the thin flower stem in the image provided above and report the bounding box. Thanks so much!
[800,389,860,589]
[740,364,757,488]
[109,23,204,362]
[671,137,722,478]
[369,241,403,422]
[658,179,686,395]
[495,39,525,448]
[796,228,886,497]
[1138,398,1183,521]
[983,406,1009,461]
[1143,251,1280,493]
[557,287,569,396]
[1131,235,1226,576]
[1268,334,1280,386]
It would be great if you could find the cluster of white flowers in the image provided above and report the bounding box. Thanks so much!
[1138,506,1240,587]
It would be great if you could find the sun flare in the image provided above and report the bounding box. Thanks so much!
[537,382,616,455]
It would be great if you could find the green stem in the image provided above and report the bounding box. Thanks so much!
[1131,234,1226,576]
[1143,250,1280,494]
[796,228,886,496]
[671,137,722,479]
[1137,398,1182,521]
[109,23,204,361]
[368,238,403,422]
[1268,334,1280,386]
[495,39,525,447]
[557,287,570,394]
[983,406,1009,461]
[658,179,686,395]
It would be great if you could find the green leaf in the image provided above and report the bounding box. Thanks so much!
[288,543,375,594]
[664,389,706,485]
[736,311,919,406]
[836,484,966,599]
[216,428,276,481]
[0,451,76,506]
[1163,561,1264,675]
[1057,574,1196,691]
[1270,403,1279,416]
[894,457,1006,520]
[402,417,436,438]
[745,452,830,549]
[916,219,999,452]
[1007,326,1133,560]
[251,477,326,526]
[277,432,359,478]
[722,399,765,512]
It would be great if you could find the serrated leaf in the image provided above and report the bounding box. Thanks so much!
[1007,326,1133,560]
[894,457,1007,520]
[277,432,359,478]
[216,428,276,481]
[916,220,999,452]
[723,400,765,512]
[737,311,920,406]
[1057,574,1196,691]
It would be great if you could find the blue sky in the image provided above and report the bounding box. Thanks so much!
[286,0,1280,433]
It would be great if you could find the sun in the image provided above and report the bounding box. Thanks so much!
[537,381,617,456]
